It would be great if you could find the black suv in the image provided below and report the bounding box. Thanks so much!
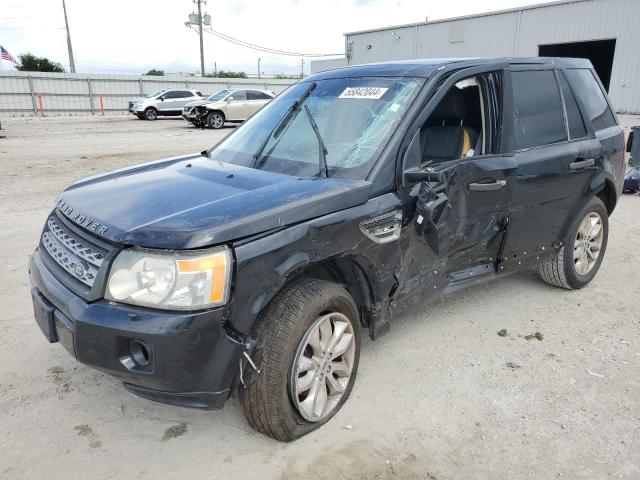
[29,58,625,441]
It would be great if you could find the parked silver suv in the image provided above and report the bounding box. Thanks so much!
[129,89,205,120]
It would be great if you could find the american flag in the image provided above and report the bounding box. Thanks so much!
[1,46,17,64]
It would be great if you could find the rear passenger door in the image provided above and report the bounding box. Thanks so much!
[501,67,602,266]
[246,90,272,117]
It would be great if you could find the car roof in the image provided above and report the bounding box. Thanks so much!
[305,57,593,81]
[226,88,274,95]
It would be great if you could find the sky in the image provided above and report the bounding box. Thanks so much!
[0,0,558,76]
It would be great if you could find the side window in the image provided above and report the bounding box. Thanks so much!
[175,91,193,99]
[420,74,494,167]
[512,70,567,150]
[162,91,179,99]
[247,90,271,100]
[565,69,617,131]
[558,72,587,140]
[195,91,203,97]
[230,90,247,101]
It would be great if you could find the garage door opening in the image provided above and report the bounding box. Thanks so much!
[539,39,616,91]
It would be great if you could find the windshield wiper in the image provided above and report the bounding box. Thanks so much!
[253,82,317,165]
[303,105,328,178]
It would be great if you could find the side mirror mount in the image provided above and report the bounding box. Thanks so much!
[159,96,165,101]
[227,96,234,102]
[401,129,442,186]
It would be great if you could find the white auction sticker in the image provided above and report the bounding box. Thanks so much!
[339,87,389,99]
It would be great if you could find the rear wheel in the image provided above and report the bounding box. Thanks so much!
[239,278,360,442]
[207,111,225,129]
[538,196,608,289]
[144,107,158,120]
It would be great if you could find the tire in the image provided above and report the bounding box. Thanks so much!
[207,111,225,129]
[144,107,158,120]
[239,278,361,442]
[538,196,608,290]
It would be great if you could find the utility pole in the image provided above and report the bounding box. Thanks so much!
[300,58,304,79]
[257,58,261,79]
[62,0,76,73]
[196,0,205,76]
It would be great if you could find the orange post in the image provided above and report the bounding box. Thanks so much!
[99,96,105,116]
[37,95,45,117]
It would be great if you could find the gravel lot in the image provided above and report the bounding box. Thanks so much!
[1,115,639,480]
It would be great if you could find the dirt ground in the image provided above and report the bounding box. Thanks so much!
[0,115,639,480]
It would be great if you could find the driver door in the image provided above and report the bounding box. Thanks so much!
[398,64,516,296]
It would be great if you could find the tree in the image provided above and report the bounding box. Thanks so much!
[15,53,65,73]
[145,69,164,76]
[274,73,298,79]
[205,70,247,79]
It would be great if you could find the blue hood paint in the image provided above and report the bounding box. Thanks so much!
[57,155,371,249]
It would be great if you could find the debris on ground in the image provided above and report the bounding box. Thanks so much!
[343,424,353,430]
[586,369,605,378]
[505,361,521,370]
[497,329,508,337]
[161,422,188,442]
[525,332,544,341]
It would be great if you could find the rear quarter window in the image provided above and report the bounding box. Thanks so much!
[512,70,567,150]
[565,69,617,131]
[558,72,587,140]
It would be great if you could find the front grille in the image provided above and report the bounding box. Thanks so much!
[41,215,107,288]
[129,101,133,109]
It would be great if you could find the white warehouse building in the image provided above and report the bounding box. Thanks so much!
[313,0,640,113]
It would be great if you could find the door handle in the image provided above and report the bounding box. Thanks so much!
[569,158,595,170]
[468,179,506,191]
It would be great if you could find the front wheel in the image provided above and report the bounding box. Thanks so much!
[239,278,361,442]
[538,196,609,289]
[207,111,225,129]
[144,107,158,120]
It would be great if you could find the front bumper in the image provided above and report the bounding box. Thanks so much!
[28,248,245,409]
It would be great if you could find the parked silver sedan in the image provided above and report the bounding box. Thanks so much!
[182,89,275,128]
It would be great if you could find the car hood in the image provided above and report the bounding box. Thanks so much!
[184,99,216,108]
[55,154,371,249]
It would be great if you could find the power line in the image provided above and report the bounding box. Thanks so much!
[191,26,342,57]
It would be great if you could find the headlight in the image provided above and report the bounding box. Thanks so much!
[105,247,231,310]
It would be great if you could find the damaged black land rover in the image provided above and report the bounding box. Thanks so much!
[29,58,625,441]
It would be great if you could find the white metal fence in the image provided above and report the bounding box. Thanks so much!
[0,71,297,117]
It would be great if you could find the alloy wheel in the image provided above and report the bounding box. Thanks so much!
[290,312,356,422]
[209,113,224,128]
[573,211,604,275]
